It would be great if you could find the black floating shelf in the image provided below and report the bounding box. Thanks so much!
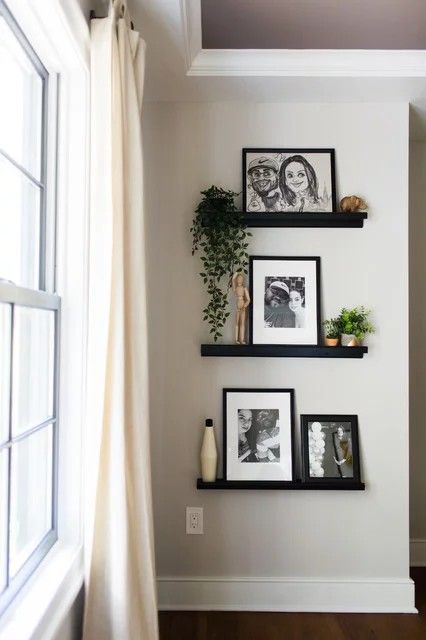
[197,478,365,491]
[202,212,368,228]
[201,344,368,358]
[242,212,367,228]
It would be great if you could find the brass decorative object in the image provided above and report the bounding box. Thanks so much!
[325,337,339,347]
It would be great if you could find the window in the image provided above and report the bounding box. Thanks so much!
[0,0,59,613]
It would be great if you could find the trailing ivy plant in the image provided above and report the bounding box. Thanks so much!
[191,186,251,342]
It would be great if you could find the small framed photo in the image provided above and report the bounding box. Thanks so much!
[242,148,337,213]
[301,415,361,483]
[249,256,321,345]
[223,388,295,482]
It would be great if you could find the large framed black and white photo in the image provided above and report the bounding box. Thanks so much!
[223,389,295,481]
[250,256,321,345]
[301,415,361,483]
[242,148,336,213]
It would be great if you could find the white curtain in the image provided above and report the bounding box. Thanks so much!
[83,2,158,638]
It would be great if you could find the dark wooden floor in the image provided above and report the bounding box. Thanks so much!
[159,568,426,640]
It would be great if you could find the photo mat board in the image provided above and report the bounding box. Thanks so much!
[250,256,321,345]
[224,388,295,481]
[301,414,361,483]
[242,148,337,213]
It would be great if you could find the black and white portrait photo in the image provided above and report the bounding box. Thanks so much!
[238,409,280,463]
[301,415,361,484]
[250,257,320,345]
[264,276,306,329]
[224,389,295,481]
[243,148,336,213]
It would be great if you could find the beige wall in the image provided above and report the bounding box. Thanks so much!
[410,142,426,542]
[143,101,411,608]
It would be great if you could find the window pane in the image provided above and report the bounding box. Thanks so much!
[0,448,8,592]
[9,425,53,577]
[0,303,11,445]
[12,307,54,436]
[0,14,43,179]
[0,155,41,289]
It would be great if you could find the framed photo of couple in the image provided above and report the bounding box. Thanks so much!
[243,148,337,213]
[249,256,321,346]
[224,388,295,481]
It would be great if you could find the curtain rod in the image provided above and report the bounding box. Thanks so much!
[90,9,134,30]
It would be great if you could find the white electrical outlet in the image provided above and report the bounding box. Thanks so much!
[186,507,203,534]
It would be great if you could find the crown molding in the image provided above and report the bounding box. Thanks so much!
[180,0,426,78]
[188,48,426,78]
[180,0,201,70]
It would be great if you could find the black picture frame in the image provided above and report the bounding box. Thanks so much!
[242,148,337,213]
[223,388,296,482]
[249,255,321,346]
[301,414,361,484]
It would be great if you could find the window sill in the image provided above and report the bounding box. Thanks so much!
[0,543,84,640]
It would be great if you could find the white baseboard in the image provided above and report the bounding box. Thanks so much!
[158,575,416,613]
[411,539,426,567]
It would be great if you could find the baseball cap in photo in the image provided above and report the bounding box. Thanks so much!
[248,156,279,174]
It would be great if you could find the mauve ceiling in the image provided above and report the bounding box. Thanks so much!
[201,0,426,50]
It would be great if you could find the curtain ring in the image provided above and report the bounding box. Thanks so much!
[113,0,126,17]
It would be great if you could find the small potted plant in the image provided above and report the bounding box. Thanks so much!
[338,306,375,346]
[323,318,341,347]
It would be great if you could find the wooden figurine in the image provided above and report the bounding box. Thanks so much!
[340,195,367,212]
[232,272,250,344]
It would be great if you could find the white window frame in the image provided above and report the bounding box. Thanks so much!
[0,0,59,612]
[0,1,89,638]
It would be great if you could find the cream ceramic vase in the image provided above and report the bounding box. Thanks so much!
[201,418,218,482]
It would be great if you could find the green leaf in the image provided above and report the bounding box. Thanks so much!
[191,184,251,337]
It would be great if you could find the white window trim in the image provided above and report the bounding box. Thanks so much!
[0,544,83,640]
[0,1,90,638]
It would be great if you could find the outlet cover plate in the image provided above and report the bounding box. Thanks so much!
[186,507,203,534]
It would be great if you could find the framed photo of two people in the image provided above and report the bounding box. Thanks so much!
[250,256,321,346]
[243,148,337,213]
[224,388,295,481]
